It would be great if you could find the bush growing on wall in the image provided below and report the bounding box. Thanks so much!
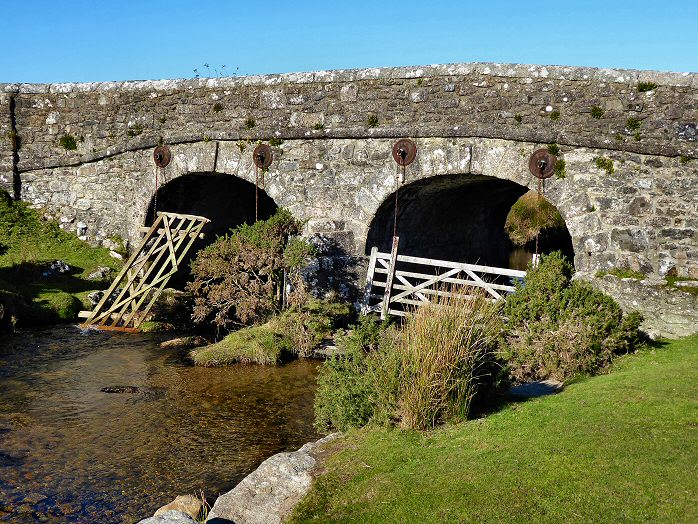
[187,209,315,330]
[502,251,642,382]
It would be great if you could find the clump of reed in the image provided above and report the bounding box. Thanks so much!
[397,285,503,429]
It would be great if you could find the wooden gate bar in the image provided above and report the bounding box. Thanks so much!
[80,211,210,332]
[362,245,526,318]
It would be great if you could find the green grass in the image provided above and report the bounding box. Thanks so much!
[292,336,698,523]
[0,190,120,327]
[190,324,294,366]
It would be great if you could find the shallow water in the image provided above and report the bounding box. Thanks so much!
[0,325,320,523]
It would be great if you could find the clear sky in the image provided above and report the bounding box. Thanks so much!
[2,0,696,83]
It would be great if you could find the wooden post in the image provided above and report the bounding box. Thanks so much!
[361,247,379,315]
[381,236,400,320]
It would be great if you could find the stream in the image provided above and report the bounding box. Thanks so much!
[0,325,320,523]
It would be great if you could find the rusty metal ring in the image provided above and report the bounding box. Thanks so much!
[392,139,417,166]
[529,149,557,179]
[253,144,273,169]
[153,145,171,168]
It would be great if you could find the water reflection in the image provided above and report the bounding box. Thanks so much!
[0,326,319,523]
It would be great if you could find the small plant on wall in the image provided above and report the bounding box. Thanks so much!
[59,134,77,150]
[504,191,566,247]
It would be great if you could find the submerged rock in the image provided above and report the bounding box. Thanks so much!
[207,433,340,524]
[154,495,202,519]
[100,386,140,394]
[160,336,209,350]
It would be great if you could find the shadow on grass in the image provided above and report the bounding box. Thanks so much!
[0,262,111,330]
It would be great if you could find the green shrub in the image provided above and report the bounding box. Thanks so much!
[59,134,77,150]
[637,81,657,92]
[191,323,294,366]
[314,288,503,432]
[271,298,352,357]
[590,106,604,119]
[595,157,614,174]
[367,114,379,128]
[314,316,395,431]
[502,252,642,382]
[188,209,315,330]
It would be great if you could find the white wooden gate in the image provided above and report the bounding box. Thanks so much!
[362,239,526,318]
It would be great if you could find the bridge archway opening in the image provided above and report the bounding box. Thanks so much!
[144,173,278,287]
[365,174,573,270]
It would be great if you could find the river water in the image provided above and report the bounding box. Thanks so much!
[0,326,320,523]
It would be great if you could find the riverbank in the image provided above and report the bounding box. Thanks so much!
[0,190,121,331]
[290,335,698,523]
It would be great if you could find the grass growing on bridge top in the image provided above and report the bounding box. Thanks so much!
[291,335,698,523]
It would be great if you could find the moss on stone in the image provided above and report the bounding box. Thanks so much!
[190,323,294,366]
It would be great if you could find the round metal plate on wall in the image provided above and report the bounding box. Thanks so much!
[153,145,171,168]
[529,148,557,179]
[392,139,417,166]
[253,144,273,169]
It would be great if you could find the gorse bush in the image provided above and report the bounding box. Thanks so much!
[502,252,642,382]
[314,288,503,432]
[314,316,397,431]
[188,209,315,330]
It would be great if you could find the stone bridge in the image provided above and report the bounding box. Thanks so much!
[1,63,696,336]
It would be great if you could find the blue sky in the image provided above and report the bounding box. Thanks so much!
[2,0,696,83]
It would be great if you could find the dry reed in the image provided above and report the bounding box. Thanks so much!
[397,285,502,430]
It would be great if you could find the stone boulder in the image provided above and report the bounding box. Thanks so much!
[136,510,195,524]
[154,495,202,519]
[206,433,340,524]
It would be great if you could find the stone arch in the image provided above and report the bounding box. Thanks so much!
[361,139,576,270]
[143,171,278,287]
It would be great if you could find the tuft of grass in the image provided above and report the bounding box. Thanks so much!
[626,117,641,131]
[139,321,176,333]
[590,105,604,119]
[665,276,698,296]
[398,287,502,430]
[554,159,567,179]
[546,143,560,156]
[313,122,325,130]
[59,134,77,150]
[595,157,614,174]
[127,123,143,137]
[514,114,523,123]
[190,323,294,366]
[291,336,698,523]
[366,114,379,128]
[504,191,566,246]
[269,137,284,147]
[549,110,560,121]
[637,81,657,92]
[679,155,691,164]
[244,117,255,130]
[212,102,223,113]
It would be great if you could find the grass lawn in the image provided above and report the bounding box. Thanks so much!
[292,336,698,523]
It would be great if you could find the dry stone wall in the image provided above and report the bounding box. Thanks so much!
[1,62,696,336]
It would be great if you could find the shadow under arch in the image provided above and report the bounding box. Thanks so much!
[365,173,573,270]
[144,172,278,287]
